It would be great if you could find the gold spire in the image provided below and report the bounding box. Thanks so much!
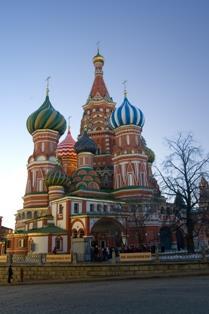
[46,76,51,96]
[122,80,127,97]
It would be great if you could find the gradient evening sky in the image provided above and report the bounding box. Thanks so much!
[0,0,209,228]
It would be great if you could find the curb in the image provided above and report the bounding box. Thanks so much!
[2,270,209,286]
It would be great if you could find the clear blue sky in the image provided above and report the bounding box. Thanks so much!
[0,0,209,228]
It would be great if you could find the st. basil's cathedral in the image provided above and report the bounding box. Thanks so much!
[5,51,189,256]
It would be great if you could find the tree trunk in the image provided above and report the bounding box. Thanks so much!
[186,212,195,253]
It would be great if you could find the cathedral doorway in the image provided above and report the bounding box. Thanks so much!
[91,218,123,248]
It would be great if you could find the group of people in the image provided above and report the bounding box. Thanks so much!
[120,244,157,253]
[91,245,119,262]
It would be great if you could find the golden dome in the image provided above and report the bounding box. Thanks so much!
[93,51,104,64]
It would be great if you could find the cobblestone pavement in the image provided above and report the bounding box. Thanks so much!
[0,276,209,314]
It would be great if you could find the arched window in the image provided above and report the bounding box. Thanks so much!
[126,135,130,145]
[55,236,63,251]
[72,229,78,238]
[97,204,102,212]
[41,142,45,152]
[141,173,145,186]
[58,204,64,215]
[29,238,35,252]
[96,146,101,155]
[27,211,32,219]
[37,180,43,192]
[103,174,109,187]
[90,204,94,212]
[17,238,25,248]
[127,173,134,186]
[116,174,122,189]
[79,229,84,238]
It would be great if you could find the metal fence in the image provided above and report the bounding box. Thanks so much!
[1,250,208,265]
[157,251,208,262]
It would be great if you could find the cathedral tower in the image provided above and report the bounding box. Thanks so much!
[24,91,66,208]
[109,93,153,200]
[80,51,115,189]
[71,130,101,192]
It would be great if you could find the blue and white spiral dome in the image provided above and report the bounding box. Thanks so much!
[109,96,145,129]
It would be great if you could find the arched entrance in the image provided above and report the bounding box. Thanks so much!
[160,226,172,251]
[91,218,123,248]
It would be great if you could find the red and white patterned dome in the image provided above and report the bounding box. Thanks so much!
[56,128,77,176]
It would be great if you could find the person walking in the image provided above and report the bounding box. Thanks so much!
[8,265,13,284]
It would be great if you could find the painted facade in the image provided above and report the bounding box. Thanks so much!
[6,51,208,256]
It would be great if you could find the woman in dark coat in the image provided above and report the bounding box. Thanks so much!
[8,265,13,283]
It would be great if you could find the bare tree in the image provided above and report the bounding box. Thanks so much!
[157,133,209,253]
[125,198,161,250]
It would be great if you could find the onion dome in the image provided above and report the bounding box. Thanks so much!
[93,50,104,65]
[26,95,66,136]
[144,146,155,163]
[56,125,77,176]
[109,96,145,129]
[45,165,70,187]
[56,128,77,161]
[74,130,97,154]
[56,128,76,159]
[141,136,155,163]
[71,168,100,191]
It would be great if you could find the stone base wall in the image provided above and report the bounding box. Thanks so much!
[0,262,209,285]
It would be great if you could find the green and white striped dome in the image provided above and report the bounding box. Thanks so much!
[26,95,66,136]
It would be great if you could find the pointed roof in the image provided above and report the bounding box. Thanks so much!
[56,128,76,158]
[90,75,110,99]
[199,176,209,188]
[87,50,113,102]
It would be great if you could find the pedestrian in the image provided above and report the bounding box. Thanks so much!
[8,265,13,284]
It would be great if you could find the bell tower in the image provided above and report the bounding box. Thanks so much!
[80,51,116,189]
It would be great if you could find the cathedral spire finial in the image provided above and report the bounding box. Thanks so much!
[46,76,51,96]
[96,41,100,54]
[122,80,127,97]
[68,116,72,131]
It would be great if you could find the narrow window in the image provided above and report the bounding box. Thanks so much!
[90,204,94,212]
[74,203,79,214]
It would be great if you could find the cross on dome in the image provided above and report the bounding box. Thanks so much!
[122,80,128,97]
[68,116,72,130]
[46,76,51,96]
